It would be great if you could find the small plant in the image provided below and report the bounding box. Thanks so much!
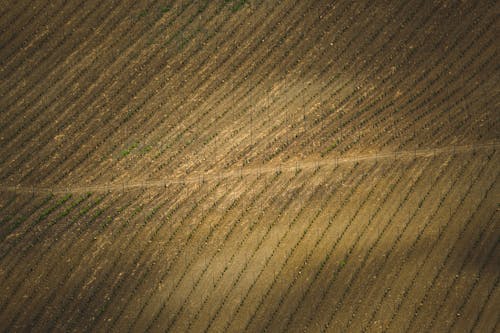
[140,145,152,154]
[120,149,131,157]
[160,5,171,13]
[225,0,247,12]
[119,142,140,158]
[177,34,189,50]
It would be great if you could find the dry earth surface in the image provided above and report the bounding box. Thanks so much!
[0,0,499,332]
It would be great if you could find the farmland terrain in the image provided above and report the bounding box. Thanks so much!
[0,0,499,332]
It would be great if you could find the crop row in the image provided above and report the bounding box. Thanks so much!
[1,0,146,103]
[63,187,183,332]
[1,0,106,96]
[146,0,326,168]
[182,171,290,332]
[0,0,196,175]
[301,159,417,332]
[0,192,91,306]
[238,166,343,332]
[0,0,136,146]
[149,0,372,178]
[0,192,107,331]
[227,0,446,167]
[247,168,365,331]
[122,179,227,331]
[415,175,499,332]
[0,193,18,226]
[318,159,431,332]
[95,182,227,327]
[359,155,474,331]
[379,33,497,151]
[279,163,390,332]
[210,168,320,333]
[280,160,384,332]
[50,181,200,331]
[0,0,201,182]
[318,0,490,156]
[0,193,53,243]
[0,0,161,137]
[144,176,261,332]
[434,95,498,148]
[162,0,366,175]
[341,154,454,332]
[36,0,237,185]
[1,153,494,331]
[21,1,238,187]
[0,194,70,264]
[99,0,301,178]
[437,219,498,333]
[263,164,362,331]
[258,163,371,333]
[379,152,492,331]
[163,172,279,332]
[93,0,273,179]
[155,0,376,175]
[0,191,112,329]
[467,261,499,333]
[27,188,153,332]
[369,22,495,152]
[0,0,432,185]
[64,0,312,184]
[255,0,484,162]
[47,0,332,184]
[3,188,150,328]
[229,162,371,333]
[4,0,495,189]
[152,175,272,331]
[0,0,65,65]
[256,0,441,160]
[0,1,33,41]
[98,181,209,332]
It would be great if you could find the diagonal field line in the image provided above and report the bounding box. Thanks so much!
[1,141,498,194]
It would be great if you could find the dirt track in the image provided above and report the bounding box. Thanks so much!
[2,141,497,195]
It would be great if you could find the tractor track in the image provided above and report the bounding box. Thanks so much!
[1,141,497,195]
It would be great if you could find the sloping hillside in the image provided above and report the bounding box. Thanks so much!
[0,0,498,332]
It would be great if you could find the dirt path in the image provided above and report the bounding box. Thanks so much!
[1,142,498,195]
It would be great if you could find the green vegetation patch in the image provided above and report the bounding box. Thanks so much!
[138,9,148,18]
[118,141,153,159]
[160,5,172,13]
[225,0,248,12]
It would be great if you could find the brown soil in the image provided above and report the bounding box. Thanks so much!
[0,0,498,332]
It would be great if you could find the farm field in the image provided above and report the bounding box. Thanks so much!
[0,0,499,332]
